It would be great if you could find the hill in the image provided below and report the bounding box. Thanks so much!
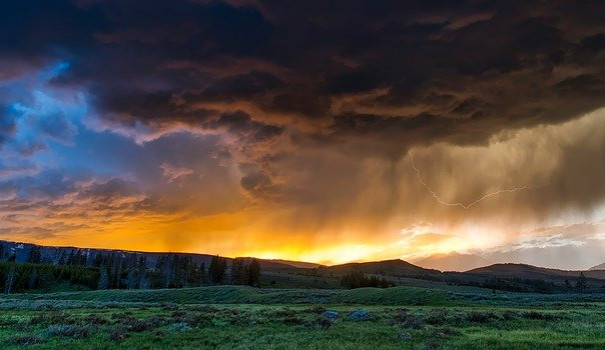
[0,239,302,273]
[413,252,491,272]
[269,259,324,269]
[325,259,441,277]
[466,263,605,281]
[590,262,605,270]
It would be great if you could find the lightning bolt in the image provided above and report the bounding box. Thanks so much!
[408,152,549,209]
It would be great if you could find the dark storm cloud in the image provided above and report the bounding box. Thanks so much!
[3,0,605,205]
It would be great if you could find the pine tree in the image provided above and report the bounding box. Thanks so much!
[114,255,123,288]
[231,258,246,284]
[576,272,588,292]
[98,267,109,290]
[26,246,42,264]
[92,253,104,267]
[4,262,16,294]
[28,269,38,289]
[58,251,66,265]
[126,268,137,289]
[66,250,75,265]
[209,256,227,284]
[154,255,170,288]
[137,256,148,289]
[199,263,206,285]
[246,259,261,287]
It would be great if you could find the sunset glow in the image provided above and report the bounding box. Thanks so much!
[2,0,605,270]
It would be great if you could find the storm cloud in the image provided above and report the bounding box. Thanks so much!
[1,0,605,266]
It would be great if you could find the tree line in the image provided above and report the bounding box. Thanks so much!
[0,243,261,294]
[340,270,395,289]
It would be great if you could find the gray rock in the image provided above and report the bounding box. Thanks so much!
[321,310,339,319]
[347,310,370,321]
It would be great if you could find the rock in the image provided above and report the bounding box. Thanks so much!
[347,310,370,321]
[321,310,339,319]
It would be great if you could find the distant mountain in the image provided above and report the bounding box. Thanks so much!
[326,259,440,277]
[589,262,605,271]
[413,252,491,272]
[269,259,324,269]
[0,239,299,272]
[466,263,605,281]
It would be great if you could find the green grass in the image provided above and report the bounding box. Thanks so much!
[2,286,605,349]
[10,285,453,306]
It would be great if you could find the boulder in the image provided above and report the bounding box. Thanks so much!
[348,310,370,321]
[321,310,339,319]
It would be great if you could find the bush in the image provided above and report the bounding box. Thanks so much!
[522,311,558,321]
[6,335,45,346]
[85,314,110,325]
[168,322,193,332]
[109,326,129,341]
[424,308,450,325]
[45,324,92,339]
[127,319,152,332]
[315,317,334,329]
[392,310,424,329]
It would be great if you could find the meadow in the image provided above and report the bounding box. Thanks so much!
[2,286,605,349]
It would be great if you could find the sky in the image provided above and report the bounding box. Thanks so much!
[1,0,605,269]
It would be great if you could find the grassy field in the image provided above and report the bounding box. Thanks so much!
[2,286,605,349]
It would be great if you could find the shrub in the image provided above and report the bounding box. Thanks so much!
[168,322,193,332]
[109,326,129,341]
[6,335,45,346]
[391,309,424,329]
[45,324,92,339]
[127,319,152,332]
[424,308,450,325]
[402,316,424,329]
[85,314,110,325]
[522,311,558,321]
[309,306,326,314]
[29,312,77,326]
[147,315,169,328]
[502,310,518,320]
[315,317,334,329]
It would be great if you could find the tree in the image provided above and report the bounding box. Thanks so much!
[66,250,75,265]
[231,258,246,284]
[576,272,588,292]
[28,269,38,289]
[57,251,66,265]
[4,262,16,294]
[198,263,206,285]
[137,256,148,289]
[92,253,104,267]
[153,255,168,288]
[209,256,227,284]
[98,267,109,290]
[26,246,42,264]
[564,279,572,291]
[340,270,395,289]
[0,243,4,259]
[246,259,261,287]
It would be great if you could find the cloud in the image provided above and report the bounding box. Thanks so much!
[2,1,605,264]
[159,163,195,183]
